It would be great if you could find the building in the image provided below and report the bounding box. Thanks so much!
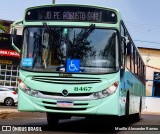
[0,33,21,89]
[0,19,14,33]
[0,19,21,90]
[138,47,160,113]
[139,47,160,96]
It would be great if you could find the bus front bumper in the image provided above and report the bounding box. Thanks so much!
[18,89,119,116]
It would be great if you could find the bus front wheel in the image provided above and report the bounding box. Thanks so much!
[46,112,59,128]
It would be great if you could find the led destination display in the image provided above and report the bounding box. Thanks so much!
[25,6,117,23]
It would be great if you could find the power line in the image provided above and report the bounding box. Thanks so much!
[129,29,160,35]
[128,27,160,33]
[134,40,160,44]
[126,21,160,29]
[125,21,160,34]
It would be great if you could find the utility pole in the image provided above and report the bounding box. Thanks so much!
[52,0,55,4]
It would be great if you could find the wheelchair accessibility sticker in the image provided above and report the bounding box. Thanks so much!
[66,59,80,73]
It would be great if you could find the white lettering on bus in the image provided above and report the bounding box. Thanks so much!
[63,12,86,20]
[45,11,52,19]
[53,12,60,19]
[87,12,102,21]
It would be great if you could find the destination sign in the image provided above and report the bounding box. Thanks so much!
[25,6,117,23]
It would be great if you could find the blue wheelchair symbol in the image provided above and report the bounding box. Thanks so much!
[66,59,80,72]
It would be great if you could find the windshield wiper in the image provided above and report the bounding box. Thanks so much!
[42,22,64,64]
[71,24,95,59]
[76,24,95,41]
[42,22,59,45]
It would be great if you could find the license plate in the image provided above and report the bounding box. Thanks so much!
[57,101,73,108]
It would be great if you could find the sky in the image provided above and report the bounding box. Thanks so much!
[1,0,160,49]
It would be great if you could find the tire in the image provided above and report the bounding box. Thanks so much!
[134,97,142,121]
[125,93,129,122]
[46,113,59,128]
[4,97,14,106]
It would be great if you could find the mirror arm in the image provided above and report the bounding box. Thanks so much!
[11,20,23,54]
[12,20,23,26]
[11,37,21,54]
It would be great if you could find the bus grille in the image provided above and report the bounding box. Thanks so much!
[42,101,88,106]
[39,91,92,97]
[44,106,87,111]
[32,76,101,84]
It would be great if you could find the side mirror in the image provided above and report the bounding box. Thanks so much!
[126,42,132,55]
[11,28,21,53]
[121,36,132,55]
[121,36,129,45]
[11,28,17,43]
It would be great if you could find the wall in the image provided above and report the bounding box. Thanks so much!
[139,48,160,67]
[143,97,160,113]
[139,47,160,96]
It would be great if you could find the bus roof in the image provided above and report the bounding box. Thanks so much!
[25,4,120,13]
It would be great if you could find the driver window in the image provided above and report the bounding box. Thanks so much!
[120,23,125,66]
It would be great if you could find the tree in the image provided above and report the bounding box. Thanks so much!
[0,22,9,33]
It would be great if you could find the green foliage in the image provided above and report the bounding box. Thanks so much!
[0,22,9,40]
[0,22,9,33]
[0,36,8,41]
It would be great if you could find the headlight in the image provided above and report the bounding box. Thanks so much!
[93,82,119,99]
[31,90,39,97]
[93,92,101,99]
[19,81,39,97]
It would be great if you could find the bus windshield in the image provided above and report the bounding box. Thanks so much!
[21,26,119,73]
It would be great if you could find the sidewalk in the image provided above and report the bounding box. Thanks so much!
[0,108,18,114]
[142,111,160,115]
[0,108,18,119]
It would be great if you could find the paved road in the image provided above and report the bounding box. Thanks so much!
[0,106,17,109]
[0,111,160,134]
[0,104,17,109]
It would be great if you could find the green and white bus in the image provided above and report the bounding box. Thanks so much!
[11,4,146,126]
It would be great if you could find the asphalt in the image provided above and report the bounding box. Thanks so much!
[1,108,160,115]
